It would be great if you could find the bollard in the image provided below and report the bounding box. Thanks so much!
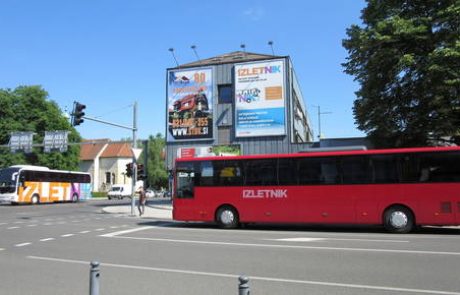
[89,261,100,295]
[238,275,250,295]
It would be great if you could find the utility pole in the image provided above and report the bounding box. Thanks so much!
[314,105,332,141]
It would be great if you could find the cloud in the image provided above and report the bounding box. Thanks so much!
[243,7,265,21]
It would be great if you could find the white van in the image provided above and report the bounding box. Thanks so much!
[107,184,132,200]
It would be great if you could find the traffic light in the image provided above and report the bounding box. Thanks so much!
[71,101,86,126]
[125,163,133,178]
[137,164,145,180]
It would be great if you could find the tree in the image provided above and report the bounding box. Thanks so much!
[0,86,81,170]
[139,133,168,189]
[343,0,460,147]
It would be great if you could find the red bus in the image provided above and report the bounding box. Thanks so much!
[172,146,460,233]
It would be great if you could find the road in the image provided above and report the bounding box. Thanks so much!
[1,199,460,295]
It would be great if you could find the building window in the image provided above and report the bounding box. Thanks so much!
[218,85,233,104]
[105,172,112,185]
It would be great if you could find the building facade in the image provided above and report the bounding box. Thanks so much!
[165,51,315,170]
[79,139,134,192]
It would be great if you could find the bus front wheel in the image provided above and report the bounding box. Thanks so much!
[383,206,414,233]
[216,206,239,229]
[31,194,40,205]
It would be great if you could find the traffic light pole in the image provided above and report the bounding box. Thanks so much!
[79,102,138,216]
[131,102,137,216]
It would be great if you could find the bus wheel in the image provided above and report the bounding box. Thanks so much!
[383,206,414,233]
[216,206,239,229]
[71,193,79,203]
[31,194,40,205]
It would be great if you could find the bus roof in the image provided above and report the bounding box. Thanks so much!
[9,165,89,175]
[175,146,460,163]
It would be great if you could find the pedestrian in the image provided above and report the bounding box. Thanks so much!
[137,186,146,216]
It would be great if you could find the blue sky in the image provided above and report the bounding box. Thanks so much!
[0,0,366,140]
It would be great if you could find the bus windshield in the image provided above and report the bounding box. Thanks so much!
[0,168,20,188]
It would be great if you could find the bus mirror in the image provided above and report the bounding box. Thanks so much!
[12,172,18,181]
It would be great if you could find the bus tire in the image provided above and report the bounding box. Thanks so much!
[383,205,414,233]
[71,193,79,203]
[31,194,40,205]
[216,206,239,229]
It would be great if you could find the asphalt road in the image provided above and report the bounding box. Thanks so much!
[1,199,460,295]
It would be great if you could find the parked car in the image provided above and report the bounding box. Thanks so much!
[107,184,131,200]
[145,189,155,198]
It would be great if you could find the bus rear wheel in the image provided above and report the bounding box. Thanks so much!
[216,206,239,229]
[383,206,414,233]
[31,194,40,205]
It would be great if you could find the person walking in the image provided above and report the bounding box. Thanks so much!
[137,186,146,216]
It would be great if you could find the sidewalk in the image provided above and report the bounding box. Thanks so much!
[101,198,172,219]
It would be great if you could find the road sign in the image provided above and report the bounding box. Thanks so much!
[43,131,69,153]
[9,132,34,153]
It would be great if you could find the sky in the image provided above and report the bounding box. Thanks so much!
[0,0,366,141]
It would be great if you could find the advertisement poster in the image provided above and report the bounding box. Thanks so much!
[177,144,241,158]
[167,68,213,142]
[234,59,286,137]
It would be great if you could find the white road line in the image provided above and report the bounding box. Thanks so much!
[7,226,20,229]
[14,221,25,224]
[100,226,152,237]
[39,238,55,242]
[0,222,7,226]
[107,236,460,257]
[44,223,53,226]
[0,248,4,251]
[95,228,105,231]
[15,242,31,247]
[27,255,460,295]
[27,224,38,227]
[61,234,74,237]
[110,226,119,229]
[274,237,408,243]
[79,231,90,234]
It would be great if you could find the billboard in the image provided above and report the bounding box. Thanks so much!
[167,68,213,142]
[234,59,286,137]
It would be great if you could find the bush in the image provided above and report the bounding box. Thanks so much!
[91,192,107,199]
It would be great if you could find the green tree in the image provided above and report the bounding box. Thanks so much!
[0,86,81,170]
[343,0,460,147]
[139,133,168,189]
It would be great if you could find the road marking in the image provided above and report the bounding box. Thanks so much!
[15,242,31,247]
[274,237,408,243]
[7,226,20,229]
[44,223,53,226]
[100,226,152,237]
[61,234,74,237]
[14,221,25,224]
[79,230,90,234]
[0,248,4,251]
[27,224,38,227]
[275,238,325,242]
[40,238,55,242]
[27,255,460,295]
[0,222,7,226]
[107,236,460,257]
[95,228,105,231]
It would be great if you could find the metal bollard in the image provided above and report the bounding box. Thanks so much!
[238,276,250,295]
[89,261,100,295]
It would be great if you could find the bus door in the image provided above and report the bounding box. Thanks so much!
[173,162,196,219]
